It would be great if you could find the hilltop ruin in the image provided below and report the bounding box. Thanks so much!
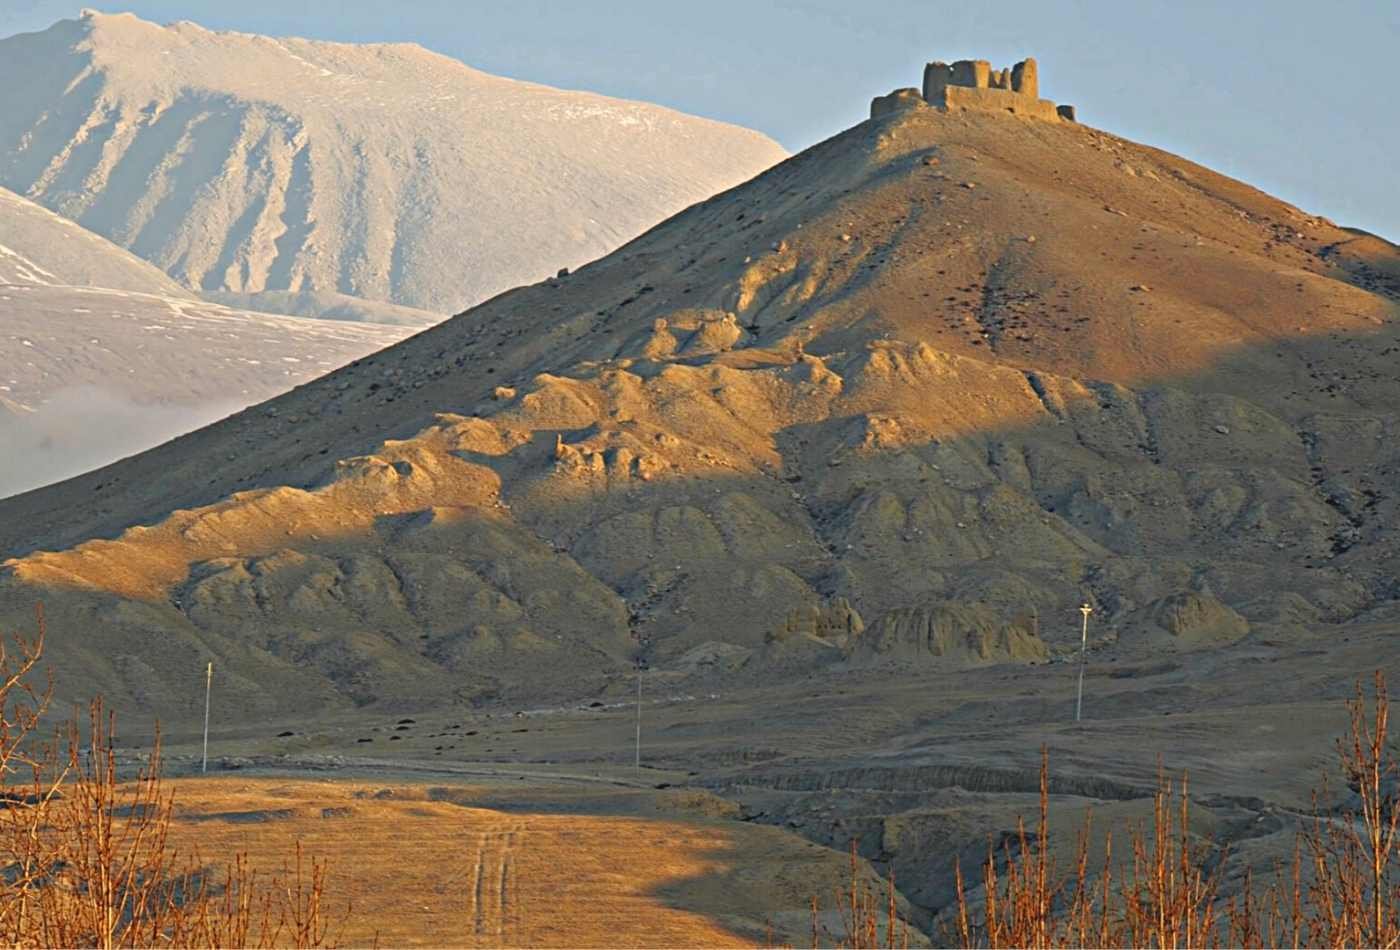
[871,57,1076,122]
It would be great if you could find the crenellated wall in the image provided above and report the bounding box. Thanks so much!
[873,56,1074,123]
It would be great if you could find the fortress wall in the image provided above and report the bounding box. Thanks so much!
[922,62,952,101]
[951,59,991,88]
[888,57,1074,124]
[1011,59,1038,98]
[870,88,927,119]
[939,86,1061,120]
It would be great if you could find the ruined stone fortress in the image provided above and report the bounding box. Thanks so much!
[871,57,1076,123]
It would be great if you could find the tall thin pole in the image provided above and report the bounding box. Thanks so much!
[634,663,642,775]
[201,662,212,774]
[1075,604,1092,722]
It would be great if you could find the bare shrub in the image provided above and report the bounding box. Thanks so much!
[804,840,909,948]
[950,672,1400,948]
[0,607,347,948]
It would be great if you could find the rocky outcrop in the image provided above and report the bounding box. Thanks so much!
[1148,592,1250,644]
[622,309,746,360]
[850,603,1048,666]
[775,598,865,646]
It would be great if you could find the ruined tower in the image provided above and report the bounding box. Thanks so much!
[873,57,1074,123]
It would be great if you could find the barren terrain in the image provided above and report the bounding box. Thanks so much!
[3,93,1399,938]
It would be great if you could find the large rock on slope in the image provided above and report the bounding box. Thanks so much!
[0,11,787,321]
[0,101,1397,721]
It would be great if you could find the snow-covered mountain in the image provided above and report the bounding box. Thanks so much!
[0,182,186,293]
[0,184,412,498]
[0,11,787,321]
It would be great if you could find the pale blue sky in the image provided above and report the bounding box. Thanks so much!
[2,1,1396,241]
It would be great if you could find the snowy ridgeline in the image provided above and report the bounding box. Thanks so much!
[0,11,787,321]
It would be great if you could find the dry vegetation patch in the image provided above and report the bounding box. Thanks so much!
[159,777,893,947]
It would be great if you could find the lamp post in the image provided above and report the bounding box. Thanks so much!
[202,662,212,774]
[1075,604,1093,722]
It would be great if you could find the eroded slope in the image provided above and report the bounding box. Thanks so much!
[1,105,1397,720]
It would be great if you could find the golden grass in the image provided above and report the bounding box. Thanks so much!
[157,778,849,947]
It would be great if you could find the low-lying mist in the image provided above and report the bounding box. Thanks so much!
[0,386,248,500]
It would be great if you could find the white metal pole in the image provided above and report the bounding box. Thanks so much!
[635,664,642,775]
[1075,605,1092,722]
[202,662,212,774]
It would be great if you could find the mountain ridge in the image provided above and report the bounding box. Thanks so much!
[0,10,787,321]
[0,182,186,293]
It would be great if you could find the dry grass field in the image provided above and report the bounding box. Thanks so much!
[158,776,910,947]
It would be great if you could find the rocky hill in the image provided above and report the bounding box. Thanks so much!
[0,88,1396,723]
[0,11,787,322]
[0,184,412,498]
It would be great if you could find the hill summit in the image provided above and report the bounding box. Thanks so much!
[0,62,1397,722]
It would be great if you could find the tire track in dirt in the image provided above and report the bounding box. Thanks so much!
[463,820,525,943]
[467,830,488,938]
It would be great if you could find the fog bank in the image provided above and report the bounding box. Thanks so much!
[0,387,246,500]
